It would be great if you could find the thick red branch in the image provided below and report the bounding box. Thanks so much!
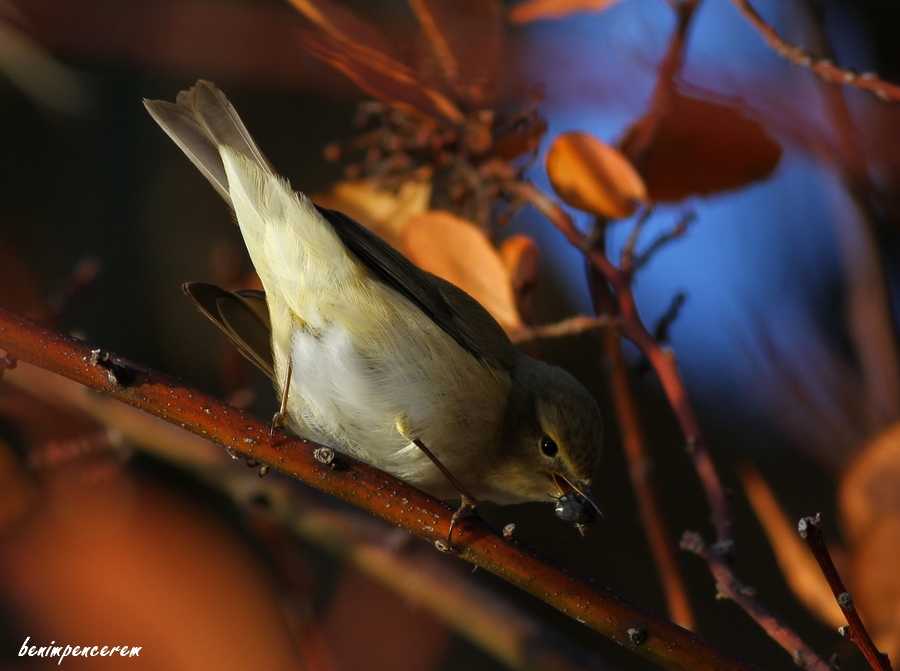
[0,304,761,671]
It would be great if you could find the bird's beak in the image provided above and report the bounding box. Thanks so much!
[551,470,603,517]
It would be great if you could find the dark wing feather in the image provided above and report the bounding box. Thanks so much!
[316,206,516,373]
[183,282,275,379]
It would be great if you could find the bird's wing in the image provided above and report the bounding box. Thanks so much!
[149,81,516,375]
[318,206,516,373]
[182,282,275,379]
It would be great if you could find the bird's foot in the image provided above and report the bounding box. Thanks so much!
[435,495,478,553]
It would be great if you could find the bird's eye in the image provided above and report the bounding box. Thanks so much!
[540,435,558,458]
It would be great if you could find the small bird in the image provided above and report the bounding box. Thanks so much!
[145,81,602,528]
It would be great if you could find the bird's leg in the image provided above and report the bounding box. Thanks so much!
[269,360,292,443]
[412,438,478,550]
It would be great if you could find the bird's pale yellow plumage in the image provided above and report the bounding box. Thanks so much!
[146,81,603,513]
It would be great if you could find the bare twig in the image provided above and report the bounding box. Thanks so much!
[631,214,696,274]
[729,0,900,102]
[652,293,687,346]
[681,532,830,671]
[619,209,652,274]
[508,315,618,344]
[506,4,833,661]
[6,354,609,671]
[798,516,892,671]
[0,304,762,671]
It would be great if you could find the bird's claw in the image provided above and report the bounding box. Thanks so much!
[437,495,478,552]
[269,411,286,444]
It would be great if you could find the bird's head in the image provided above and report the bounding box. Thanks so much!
[485,356,603,516]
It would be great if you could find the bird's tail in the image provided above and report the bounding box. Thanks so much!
[144,80,273,208]
[145,81,357,302]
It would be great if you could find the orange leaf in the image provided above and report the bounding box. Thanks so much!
[401,211,522,331]
[620,93,782,202]
[839,422,900,548]
[546,131,647,219]
[849,515,900,661]
[499,235,539,321]
[408,0,503,106]
[298,29,464,125]
[509,0,626,24]
[837,424,900,659]
[312,178,431,248]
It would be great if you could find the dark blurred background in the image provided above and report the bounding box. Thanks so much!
[0,0,899,670]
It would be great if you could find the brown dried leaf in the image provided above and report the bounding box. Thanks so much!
[620,93,782,202]
[401,211,522,331]
[287,0,400,62]
[408,0,503,106]
[494,115,547,161]
[499,235,539,321]
[508,0,626,24]
[836,425,900,659]
[849,515,900,661]
[546,131,647,219]
[312,178,432,248]
[298,29,464,125]
[839,422,900,548]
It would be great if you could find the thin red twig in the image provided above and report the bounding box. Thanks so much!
[729,0,900,103]
[585,0,700,632]
[798,516,892,671]
[592,268,696,631]
[0,304,762,671]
